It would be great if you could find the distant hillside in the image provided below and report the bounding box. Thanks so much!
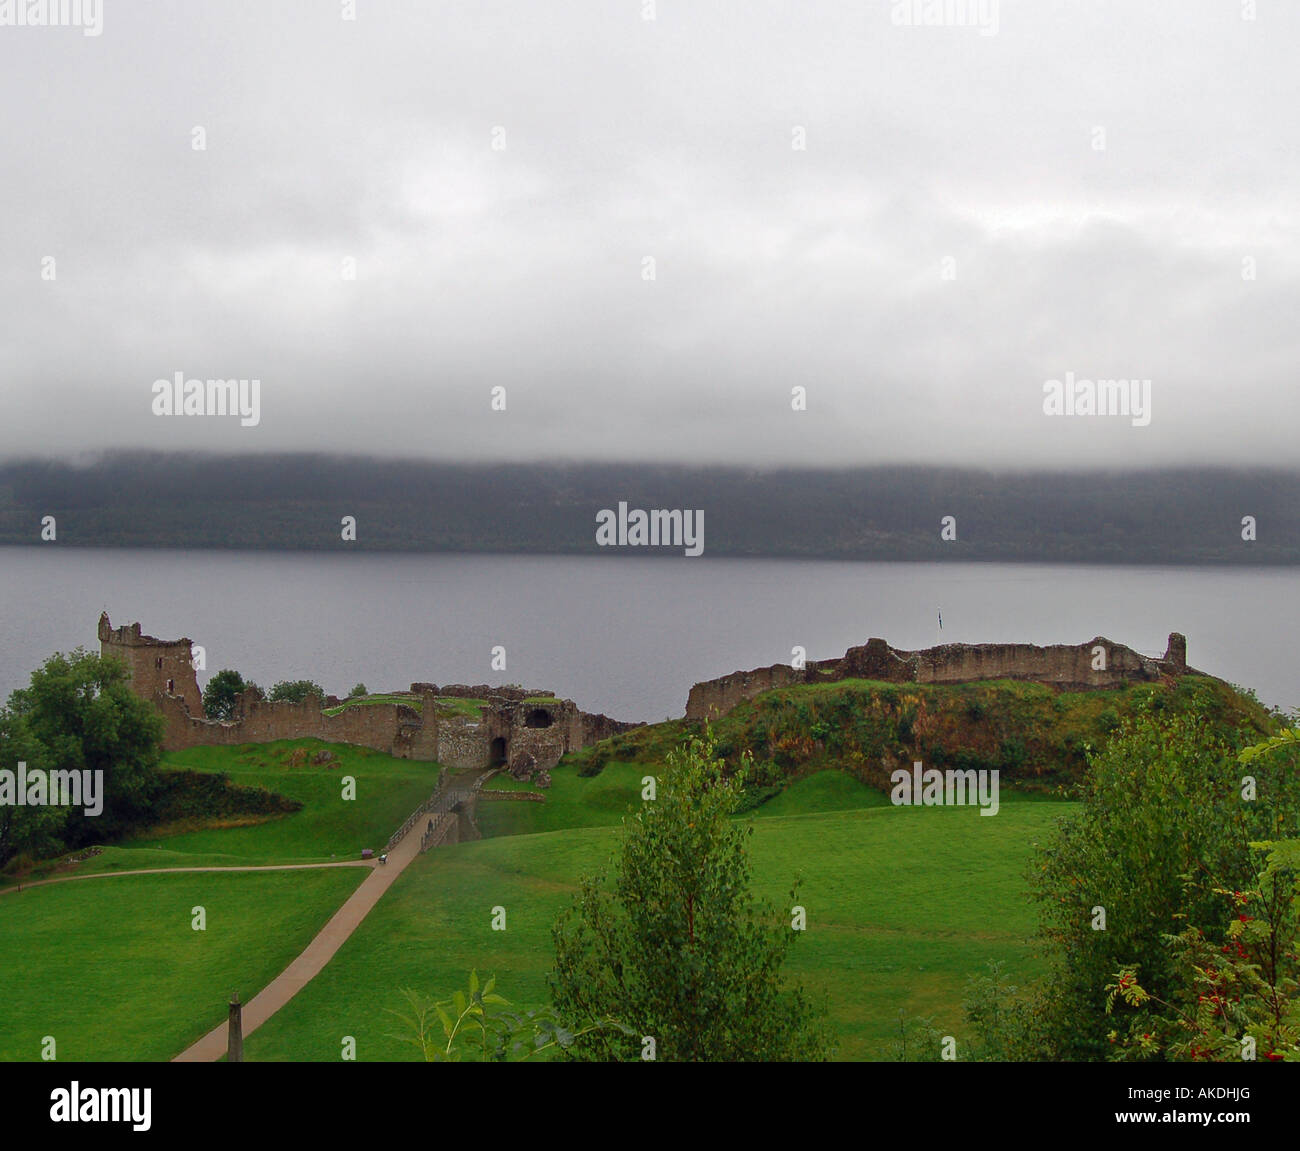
[562,675,1281,800]
[1,453,1299,563]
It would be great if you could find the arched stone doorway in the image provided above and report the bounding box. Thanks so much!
[489,736,507,766]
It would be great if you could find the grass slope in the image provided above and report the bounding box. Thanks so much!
[561,675,1276,795]
[749,769,890,818]
[474,761,648,839]
[245,788,1069,1061]
[0,868,365,1061]
[65,740,441,872]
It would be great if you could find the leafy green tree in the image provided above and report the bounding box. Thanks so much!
[268,679,326,705]
[550,729,831,1061]
[0,710,62,869]
[348,683,368,698]
[7,648,166,846]
[1028,699,1300,1059]
[202,669,248,720]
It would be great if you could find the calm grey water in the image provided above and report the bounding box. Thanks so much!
[0,548,1295,723]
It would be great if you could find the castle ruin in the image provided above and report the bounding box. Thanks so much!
[101,613,1210,770]
[685,632,1199,721]
[98,613,637,779]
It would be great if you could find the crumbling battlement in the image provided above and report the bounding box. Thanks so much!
[685,632,1200,722]
[98,614,640,778]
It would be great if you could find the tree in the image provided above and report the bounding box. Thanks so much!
[348,683,368,698]
[268,679,326,705]
[7,648,166,846]
[1027,699,1300,1059]
[1106,840,1300,1062]
[1103,728,1300,1062]
[0,709,62,869]
[202,669,248,720]
[550,729,830,1061]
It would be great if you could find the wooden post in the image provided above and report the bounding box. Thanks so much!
[227,994,244,1063]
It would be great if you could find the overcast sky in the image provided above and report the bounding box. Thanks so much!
[1,1,1296,468]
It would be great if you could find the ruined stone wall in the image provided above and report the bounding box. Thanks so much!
[507,726,568,775]
[434,716,492,770]
[408,691,442,761]
[838,639,918,683]
[685,663,804,722]
[914,639,1158,689]
[150,678,621,767]
[686,633,1197,722]
[581,712,642,744]
[156,693,420,756]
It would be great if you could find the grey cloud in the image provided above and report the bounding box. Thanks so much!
[1,1,1297,467]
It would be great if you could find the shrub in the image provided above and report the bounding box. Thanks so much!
[150,770,301,823]
[203,669,248,721]
[269,679,327,705]
[551,729,831,1061]
[577,747,609,778]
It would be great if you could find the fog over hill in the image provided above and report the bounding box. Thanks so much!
[1,454,1296,564]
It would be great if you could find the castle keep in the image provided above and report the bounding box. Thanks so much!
[99,614,637,779]
[685,633,1199,721]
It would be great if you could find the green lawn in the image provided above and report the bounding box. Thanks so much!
[0,735,1075,1062]
[245,787,1072,1061]
[431,697,487,719]
[473,761,648,838]
[0,868,366,1061]
[0,738,436,1061]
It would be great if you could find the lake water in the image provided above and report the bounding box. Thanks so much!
[0,548,1294,723]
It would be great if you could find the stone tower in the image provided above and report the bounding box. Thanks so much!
[1162,632,1188,673]
[98,612,205,717]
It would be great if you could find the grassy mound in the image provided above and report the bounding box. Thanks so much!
[562,675,1277,798]
[748,769,891,818]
